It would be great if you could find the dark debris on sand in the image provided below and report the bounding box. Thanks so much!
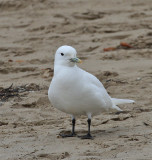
[0,83,40,102]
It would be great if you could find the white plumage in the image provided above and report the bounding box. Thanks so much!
[48,45,134,138]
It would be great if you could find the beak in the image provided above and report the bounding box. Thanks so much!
[70,57,82,63]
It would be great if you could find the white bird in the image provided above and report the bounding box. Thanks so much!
[48,45,134,139]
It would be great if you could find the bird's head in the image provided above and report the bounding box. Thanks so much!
[54,45,82,67]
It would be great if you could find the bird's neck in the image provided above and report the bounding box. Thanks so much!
[54,64,77,76]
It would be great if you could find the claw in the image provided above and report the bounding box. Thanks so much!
[59,132,76,138]
[78,133,94,140]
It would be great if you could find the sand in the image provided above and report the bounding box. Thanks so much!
[0,0,152,159]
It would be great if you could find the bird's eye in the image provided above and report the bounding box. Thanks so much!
[61,53,64,56]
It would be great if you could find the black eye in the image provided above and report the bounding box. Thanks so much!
[61,53,64,56]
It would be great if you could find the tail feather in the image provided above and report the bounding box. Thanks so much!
[111,98,135,112]
[112,104,123,111]
[111,98,135,105]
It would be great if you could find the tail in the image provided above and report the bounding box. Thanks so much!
[111,98,135,105]
[111,98,135,112]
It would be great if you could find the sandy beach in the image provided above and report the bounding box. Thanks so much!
[0,0,152,159]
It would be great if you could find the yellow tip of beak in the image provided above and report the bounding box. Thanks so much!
[78,59,82,63]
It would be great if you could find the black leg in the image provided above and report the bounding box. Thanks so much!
[59,118,76,138]
[87,119,92,137]
[72,118,76,135]
[80,118,93,139]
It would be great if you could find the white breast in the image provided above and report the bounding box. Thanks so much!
[48,66,113,116]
